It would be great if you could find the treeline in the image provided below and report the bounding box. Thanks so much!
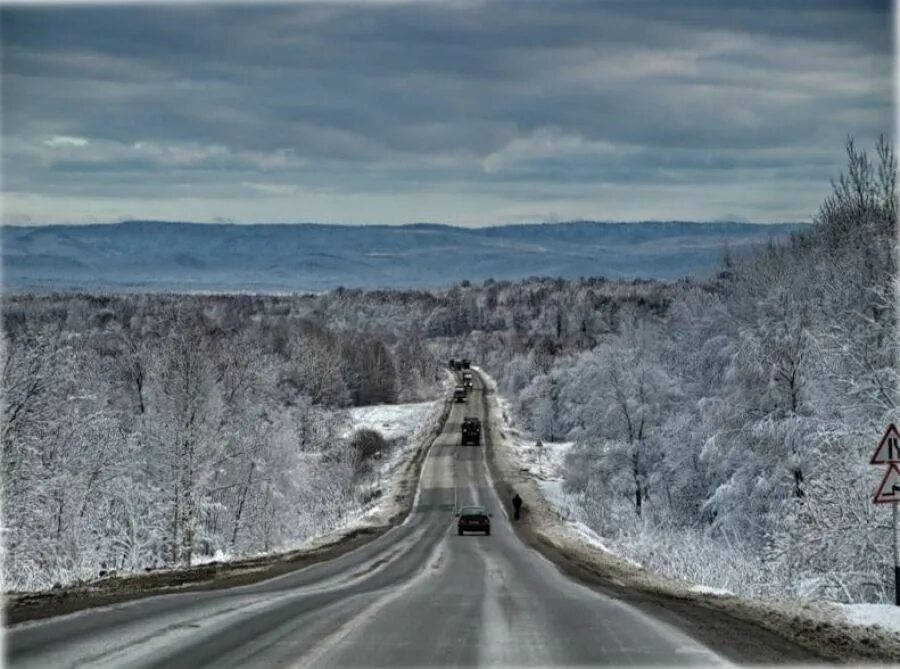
[453,139,897,602]
[2,273,665,592]
[5,140,893,603]
[2,296,441,590]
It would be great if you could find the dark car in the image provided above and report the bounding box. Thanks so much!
[461,416,481,446]
[453,386,467,402]
[457,505,491,535]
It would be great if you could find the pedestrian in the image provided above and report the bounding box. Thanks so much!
[512,493,523,520]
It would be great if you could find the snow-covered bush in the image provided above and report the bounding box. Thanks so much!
[1,296,442,591]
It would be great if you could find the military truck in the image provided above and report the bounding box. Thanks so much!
[449,358,458,370]
[460,358,471,369]
[453,386,467,403]
[462,372,473,389]
[461,417,481,445]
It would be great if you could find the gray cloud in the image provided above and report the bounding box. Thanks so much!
[1,0,892,225]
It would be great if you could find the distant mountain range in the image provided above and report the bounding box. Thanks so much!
[1,220,808,293]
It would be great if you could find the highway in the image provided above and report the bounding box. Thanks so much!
[7,372,727,668]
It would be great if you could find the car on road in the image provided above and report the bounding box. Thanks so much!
[453,386,467,402]
[456,505,491,535]
[461,417,481,445]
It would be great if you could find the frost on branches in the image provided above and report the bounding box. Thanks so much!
[1,299,442,591]
[3,137,896,605]
[454,138,898,604]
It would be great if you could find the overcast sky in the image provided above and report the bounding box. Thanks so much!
[1,0,893,226]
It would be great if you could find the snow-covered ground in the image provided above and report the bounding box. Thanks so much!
[343,400,442,526]
[487,370,900,648]
[194,400,442,567]
[496,394,636,556]
[834,603,900,636]
[342,402,437,443]
[130,399,444,575]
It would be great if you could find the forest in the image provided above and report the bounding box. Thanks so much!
[445,138,897,603]
[2,292,442,590]
[3,138,896,602]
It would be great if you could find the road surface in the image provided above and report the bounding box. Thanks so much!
[8,373,727,667]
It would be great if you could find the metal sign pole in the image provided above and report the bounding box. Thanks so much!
[894,503,899,606]
[870,425,900,603]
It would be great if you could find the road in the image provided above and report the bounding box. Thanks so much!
[7,372,727,668]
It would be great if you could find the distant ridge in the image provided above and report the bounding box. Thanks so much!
[2,220,809,293]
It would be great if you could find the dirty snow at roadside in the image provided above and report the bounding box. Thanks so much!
[834,604,900,636]
[494,393,628,554]
[496,394,645,570]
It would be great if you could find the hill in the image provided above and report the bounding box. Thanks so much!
[1,220,807,292]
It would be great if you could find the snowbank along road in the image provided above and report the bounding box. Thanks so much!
[8,372,729,667]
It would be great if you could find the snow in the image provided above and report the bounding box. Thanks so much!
[203,397,443,559]
[343,401,438,488]
[190,550,233,567]
[835,603,900,635]
[184,400,441,570]
[342,402,435,443]
[342,399,442,526]
[689,584,734,597]
[492,391,647,570]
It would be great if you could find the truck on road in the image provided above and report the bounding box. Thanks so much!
[453,386,467,403]
[461,417,481,445]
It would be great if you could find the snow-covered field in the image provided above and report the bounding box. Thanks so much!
[342,400,443,526]
[268,397,446,557]
[343,402,436,443]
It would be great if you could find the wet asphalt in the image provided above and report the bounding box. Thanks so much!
[7,374,726,668]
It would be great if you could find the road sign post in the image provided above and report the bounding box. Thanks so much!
[895,505,899,606]
[871,424,900,605]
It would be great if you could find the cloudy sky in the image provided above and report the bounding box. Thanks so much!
[1,0,892,226]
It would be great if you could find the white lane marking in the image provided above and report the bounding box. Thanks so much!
[10,402,460,667]
[55,590,312,669]
[471,368,734,667]
[24,528,437,669]
[407,399,452,521]
[478,397,511,523]
[15,392,463,669]
[288,531,449,668]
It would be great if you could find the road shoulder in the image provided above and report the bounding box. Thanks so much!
[476,368,900,665]
[5,393,454,626]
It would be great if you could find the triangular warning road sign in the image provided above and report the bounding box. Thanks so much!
[874,463,900,504]
[871,424,900,465]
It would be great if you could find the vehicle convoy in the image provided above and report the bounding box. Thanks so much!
[453,386,467,402]
[457,505,491,535]
[462,371,473,388]
[461,416,481,445]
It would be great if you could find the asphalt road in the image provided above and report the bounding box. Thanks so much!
[7,373,727,668]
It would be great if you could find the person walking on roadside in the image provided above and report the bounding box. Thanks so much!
[512,493,523,520]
